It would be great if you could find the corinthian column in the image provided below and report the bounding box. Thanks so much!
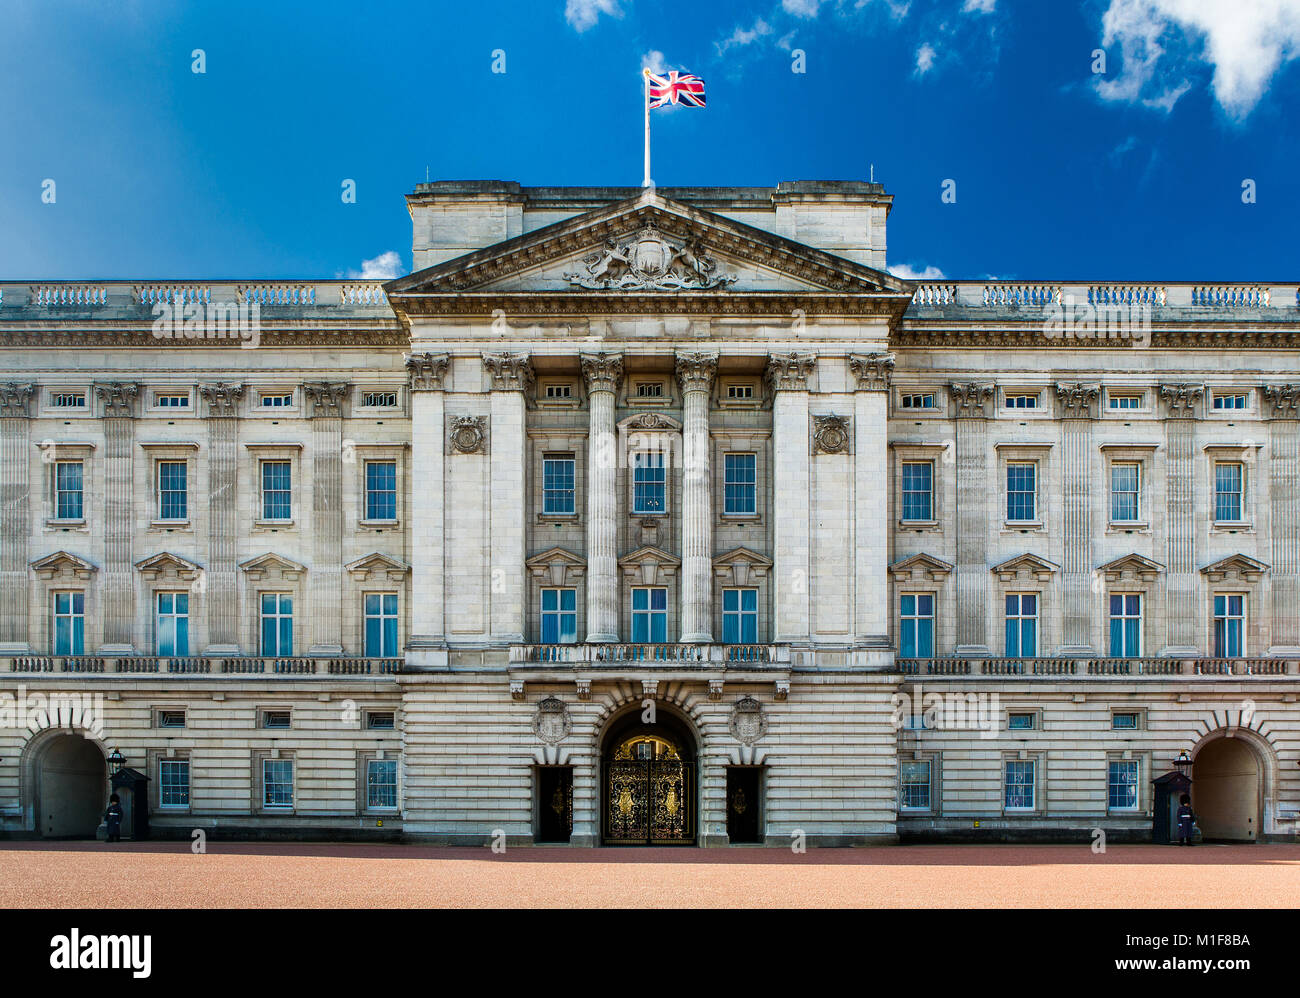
[406,352,450,666]
[848,353,893,647]
[0,383,35,653]
[767,352,816,645]
[581,353,623,643]
[304,381,351,655]
[1264,385,1300,652]
[1160,383,1204,655]
[950,382,994,655]
[199,382,243,654]
[94,382,140,653]
[1055,382,1100,654]
[676,351,718,643]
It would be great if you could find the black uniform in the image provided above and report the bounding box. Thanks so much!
[104,801,123,842]
[1176,803,1195,845]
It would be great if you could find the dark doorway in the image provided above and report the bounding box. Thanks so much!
[726,767,762,843]
[601,708,697,845]
[536,766,573,843]
[36,734,106,838]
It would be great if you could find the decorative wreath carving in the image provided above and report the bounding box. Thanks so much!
[812,413,851,455]
[448,415,487,454]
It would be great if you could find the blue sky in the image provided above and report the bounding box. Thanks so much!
[1,0,1296,282]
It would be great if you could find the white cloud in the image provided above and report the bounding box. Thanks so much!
[962,0,996,11]
[914,42,937,74]
[717,17,774,55]
[565,0,624,32]
[641,50,668,75]
[889,262,946,280]
[1095,0,1300,118]
[349,251,403,280]
[781,0,824,17]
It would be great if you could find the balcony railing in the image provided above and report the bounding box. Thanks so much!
[7,656,403,676]
[509,643,789,667]
[0,280,391,310]
[898,656,1300,677]
[907,282,1300,310]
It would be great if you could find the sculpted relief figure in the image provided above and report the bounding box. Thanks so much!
[565,224,736,291]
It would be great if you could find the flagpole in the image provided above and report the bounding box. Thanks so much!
[642,68,652,188]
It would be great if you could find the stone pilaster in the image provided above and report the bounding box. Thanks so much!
[1159,383,1204,654]
[767,353,816,645]
[303,381,351,655]
[94,382,139,652]
[484,353,531,644]
[580,353,623,643]
[198,382,243,654]
[0,383,35,652]
[1054,383,1100,654]
[1264,384,1300,652]
[950,383,994,655]
[406,353,450,663]
[848,354,893,646]
[675,351,718,643]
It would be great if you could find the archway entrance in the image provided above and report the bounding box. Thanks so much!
[1192,736,1262,842]
[34,733,107,838]
[601,709,696,845]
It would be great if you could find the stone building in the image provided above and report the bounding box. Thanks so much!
[0,179,1297,845]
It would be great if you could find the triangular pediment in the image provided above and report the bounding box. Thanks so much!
[889,552,953,581]
[345,552,410,581]
[618,545,681,586]
[385,191,913,300]
[135,551,202,580]
[239,552,307,580]
[1098,553,1164,581]
[712,547,772,587]
[1201,553,1269,581]
[991,553,1060,580]
[526,547,586,587]
[31,550,97,580]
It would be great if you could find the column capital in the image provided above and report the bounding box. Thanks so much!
[482,352,534,392]
[1263,384,1300,420]
[198,382,244,418]
[1053,382,1100,419]
[93,382,140,418]
[405,352,450,392]
[949,382,994,418]
[674,351,719,394]
[302,381,352,418]
[848,352,895,392]
[580,352,624,394]
[1159,383,1205,418]
[765,352,816,393]
[0,382,36,418]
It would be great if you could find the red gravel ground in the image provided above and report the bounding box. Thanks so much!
[3,841,1299,907]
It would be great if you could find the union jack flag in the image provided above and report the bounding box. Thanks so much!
[646,70,706,108]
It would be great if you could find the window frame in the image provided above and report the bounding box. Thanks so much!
[722,452,757,517]
[539,587,578,645]
[1003,758,1038,812]
[1005,461,1038,524]
[1213,593,1246,657]
[154,590,191,657]
[1108,592,1143,658]
[631,449,668,516]
[630,586,669,644]
[721,587,759,644]
[1107,758,1141,812]
[898,592,935,659]
[542,453,577,516]
[1003,593,1038,658]
[158,758,191,809]
[51,590,85,656]
[899,758,934,812]
[259,592,294,657]
[363,459,399,523]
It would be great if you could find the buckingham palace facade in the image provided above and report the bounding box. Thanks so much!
[1,179,1298,845]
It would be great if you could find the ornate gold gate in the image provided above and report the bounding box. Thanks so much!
[603,735,694,845]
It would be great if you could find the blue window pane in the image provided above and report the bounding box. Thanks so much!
[1022,619,1036,657]
[1124,618,1138,657]
[543,457,576,515]
[158,592,173,614]
[384,617,398,654]
[742,589,756,611]
[542,589,557,612]
[365,617,381,656]
[900,619,916,658]
[262,617,277,656]
[365,462,397,520]
[901,462,933,521]
[724,453,757,515]
[901,595,915,616]
[650,614,667,643]
[918,594,933,615]
[1005,619,1019,657]
[541,614,559,644]
[560,589,576,612]
[723,615,738,644]
[279,618,292,656]
[632,589,648,611]
[651,589,666,611]
[1109,618,1123,657]
[723,589,738,612]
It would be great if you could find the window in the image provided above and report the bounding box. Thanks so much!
[157,710,186,728]
[1108,393,1143,410]
[157,460,187,520]
[899,594,934,658]
[1005,760,1036,810]
[901,461,933,521]
[540,588,577,644]
[1214,594,1245,657]
[262,759,293,808]
[1112,712,1140,730]
[722,588,758,643]
[364,593,399,657]
[367,759,398,810]
[1006,463,1037,522]
[726,383,754,400]
[154,392,189,408]
[1108,594,1142,658]
[50,392,86,409]
[900,761,932,810]
[260,392,293,408]
[634,381,664,398]
[159,760,190,808]
[1213,393,1247,410]
[362,391,397,408]
[901,393,937,410]
[632,451,666,514]
[260,593,293,657]
[1110,462,1141,522]
[366,711,396,730]
[723,453,757,515]
[365,461,397,521]
[631,587,668,643]
[52,591,84,655]
[542,455,576,515]
[543,383,572,400]
[1005,393,1038,409]
[1004,595,1038,657]
[54,461,83,520]
[261,461,292,520]
[156,592,190,656]
[1108,760,1139,810]
[1214,463,1244,522]
[262,710,291,729]
[1008,712,1037,730]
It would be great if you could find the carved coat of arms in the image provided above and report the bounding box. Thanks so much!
[532,697,572,745]
[565,224,737,291]
[728,696,768,745]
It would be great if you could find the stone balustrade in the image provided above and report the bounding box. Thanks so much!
[907,282,1300,310]
[6,656,403,676]
[0,281,390,309]
[509,643,789,667]
[898,656,1300,677]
